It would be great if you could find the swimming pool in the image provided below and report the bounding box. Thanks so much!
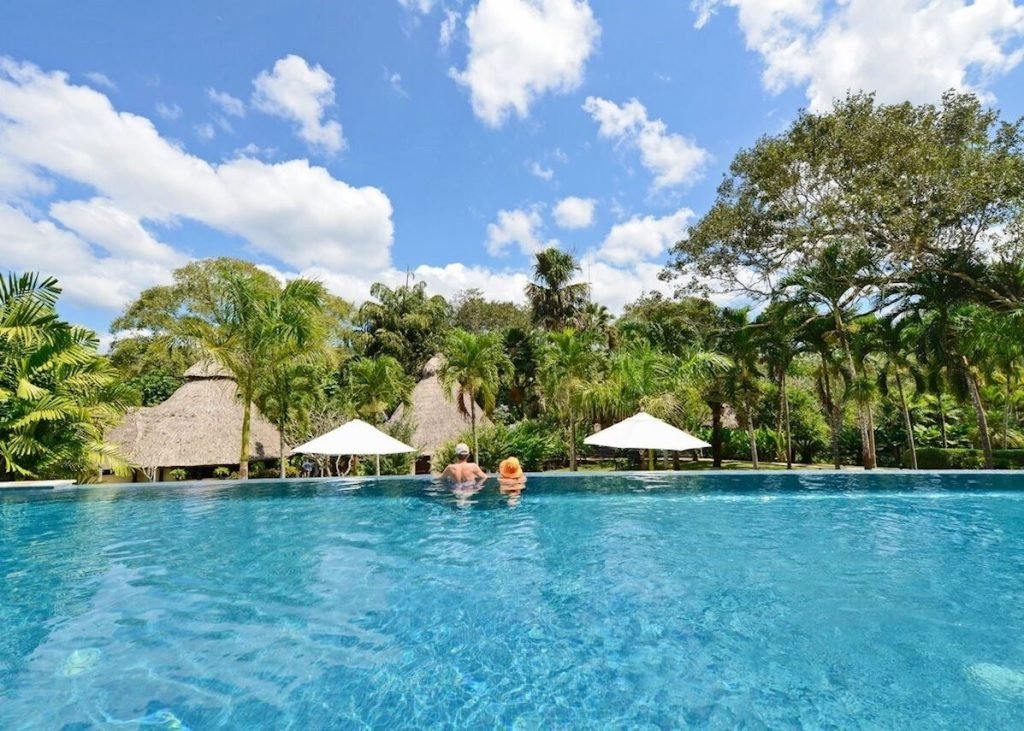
[2,472,1024,728]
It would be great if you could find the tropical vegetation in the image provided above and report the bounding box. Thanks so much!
[7,90,1024,481]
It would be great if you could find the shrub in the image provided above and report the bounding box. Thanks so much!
[432,418,563,473]
[906,447,986,469]
[213,467,230,479]
[168,468,187,481]
[993,450,1024,470]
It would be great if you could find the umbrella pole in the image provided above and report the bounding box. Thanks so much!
[375,454,381,476]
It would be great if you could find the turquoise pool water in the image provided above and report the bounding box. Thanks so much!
[3,473,1024,728]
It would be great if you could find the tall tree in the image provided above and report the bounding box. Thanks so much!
[721,308,765,469]
[356,281,452,374]
[348,356,413,424]
[540,329,604,471]
[168,262,328,479]
[439,330,512,459]
[526,248,591,330]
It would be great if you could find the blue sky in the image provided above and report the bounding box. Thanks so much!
[2,0,1024,339]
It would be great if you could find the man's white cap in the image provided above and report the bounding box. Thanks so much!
[455,443,471,456]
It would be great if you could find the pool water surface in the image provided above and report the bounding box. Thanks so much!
[2,472,1024,728]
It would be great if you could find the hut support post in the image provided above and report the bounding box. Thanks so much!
[375,454,381,476]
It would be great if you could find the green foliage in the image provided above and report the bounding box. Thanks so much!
[452,289,531,333]
[168,468,187,481]
[347,355,413,423]
[0,273,133,481]
[905,447,986,470]
[125,371,184,406]
[355,281,452,375]
[526,248,592,330]
[993,450,1024,470]
[356,418,417,476]
[213,467,230,479]
[432,418,563,473]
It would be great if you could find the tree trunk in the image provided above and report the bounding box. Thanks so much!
[1004,376,1012,450]
[239,396,252,479]
[938,391,948,449]
[375,454,381,476]
[836,314,875,470]
[895,370,917,470]
[279,422,287,479]
[964,356,994,469]
[672,452,680,470]
[710,401,723,468]
[569,408,578,471]
[821,363,841,470]
[781,370,793,470]
[746,406,759,470]
[647,449,655,471]
[470,389,479,461]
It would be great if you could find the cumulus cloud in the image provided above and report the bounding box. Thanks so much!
[486,207,557,256]
[583,97,710,189]
[597,208,693,265]
[0,58,393,308]
[692,0,1024,111]
[451,0,601,127]
[252,54,346,154]
[553,196,596,229]
[207,88,246,117]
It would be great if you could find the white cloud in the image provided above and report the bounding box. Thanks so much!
[84,71,116,90]
[195,122,216,141]
[399,0,438,12]
[155,102,182,121]
[440,9,461,50]
[529,161,555,180]
[0,203,182,310]
[0,58,394,308]
[385,68,410,98]
[597,207,693,265]
[553,196,596,229]
[451,0,601,127]
[486,207,557,256]
[692,0,1024,111]
[252,54,346,154]
[583,97,710,189]
[207,88,246,117]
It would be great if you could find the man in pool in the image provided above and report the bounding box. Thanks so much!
[440,443,488,483]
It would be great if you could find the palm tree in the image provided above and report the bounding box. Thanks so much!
[782,243,879,469]
[174,272,327,479]
[349,356,412,423]
[721,307,764,468]
[875,317,922,469]
[257,357,330,479]
[756,302,807,469]
[0,273,133,480]
[540,329,604,471]
[525,248,591,330]
[439,330,512,459]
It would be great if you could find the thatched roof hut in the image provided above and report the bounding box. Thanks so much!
[388,355,492,457]
[108,361,284,479]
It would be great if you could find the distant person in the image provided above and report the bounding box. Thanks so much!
[440,443,488,483]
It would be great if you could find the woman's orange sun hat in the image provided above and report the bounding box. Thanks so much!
[499,457,524,479]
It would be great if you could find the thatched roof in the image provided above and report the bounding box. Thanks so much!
[388,355,492,457]
[108,362,284,469]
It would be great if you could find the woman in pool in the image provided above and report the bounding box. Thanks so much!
[498,457,526,507]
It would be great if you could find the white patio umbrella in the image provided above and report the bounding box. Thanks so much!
[293,419,416,476]
[585,412,711,470]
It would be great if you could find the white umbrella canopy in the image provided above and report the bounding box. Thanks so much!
[293,419,416,476]
[585,412,711,452]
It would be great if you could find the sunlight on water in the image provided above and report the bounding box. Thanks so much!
[3,472,1024,728]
